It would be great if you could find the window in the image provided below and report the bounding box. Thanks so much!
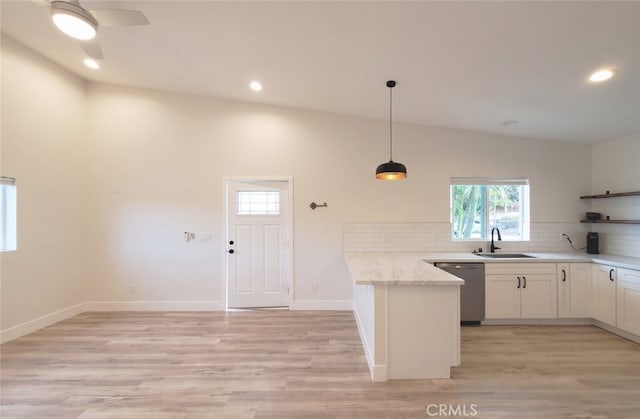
[237,190,280,215]
[451,177,529,241]
[1,176,17,252]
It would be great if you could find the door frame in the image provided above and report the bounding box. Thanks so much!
[222,176,294,310]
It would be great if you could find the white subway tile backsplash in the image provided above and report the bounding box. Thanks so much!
[343,222,592,253]
[343,221,640,257]
[592,224,640,258]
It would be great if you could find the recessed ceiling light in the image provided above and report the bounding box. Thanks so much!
[589,69,615,83]
[249,81,263,92]
[83,58,99,69]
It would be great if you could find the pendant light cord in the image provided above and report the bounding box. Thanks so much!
[389,85,393,161]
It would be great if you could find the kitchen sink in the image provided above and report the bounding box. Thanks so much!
[474,253,536,258]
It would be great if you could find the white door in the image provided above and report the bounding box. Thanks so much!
[485,275,521,319]
[520,274,557,318]
[568,263,591,318]
[617,268,640,335]
[226,179,291,308]
[592,264,617,326]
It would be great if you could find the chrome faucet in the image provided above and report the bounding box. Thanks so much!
[490,227,502,253]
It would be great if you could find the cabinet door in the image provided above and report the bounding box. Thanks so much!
[617,268,640,335]
[485,275,520,319]
[569,263,591,318]
[592,264,617,326]
[557,263,570,318]
[520,274,557,318]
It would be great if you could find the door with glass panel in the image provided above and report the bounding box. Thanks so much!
[226,179,291,308]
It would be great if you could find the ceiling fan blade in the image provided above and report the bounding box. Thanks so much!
[89,9,149,27]
[27,0,51,7]
[81,38,103,59]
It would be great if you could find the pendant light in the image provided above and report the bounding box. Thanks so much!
[376,80,407,180]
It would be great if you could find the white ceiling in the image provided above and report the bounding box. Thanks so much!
[2,1,639,143]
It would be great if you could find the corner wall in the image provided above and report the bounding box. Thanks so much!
[589,132,640,257]
[1,36,88,341]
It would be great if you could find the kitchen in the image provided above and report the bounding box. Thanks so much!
[1,1,640,417]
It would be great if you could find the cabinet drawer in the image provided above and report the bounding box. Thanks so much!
[485,263,556,275]
[619,268,640,286]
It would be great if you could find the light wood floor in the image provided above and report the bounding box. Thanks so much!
[1,311,639,419]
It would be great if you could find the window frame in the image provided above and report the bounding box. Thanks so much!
[236,190,281,216]
[1,176,17,252]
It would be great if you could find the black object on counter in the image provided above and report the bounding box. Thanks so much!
[587,232,600,254]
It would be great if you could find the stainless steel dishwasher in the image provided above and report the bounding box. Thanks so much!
[434,262,485,326]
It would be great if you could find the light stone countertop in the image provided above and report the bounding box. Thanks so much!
[344,252,464,286]
[345,252,640,287]
[421,252,591,263]
[421,252,640,270]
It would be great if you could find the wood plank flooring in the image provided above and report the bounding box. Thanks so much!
[1,311,639,418]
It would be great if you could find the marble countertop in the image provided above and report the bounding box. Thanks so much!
[345,252,640,287]
[421,252,591,263]
[421,252,640,270]
[590,254,640,271]
[344,253,464,286]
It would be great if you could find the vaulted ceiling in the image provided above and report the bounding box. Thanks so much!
[2,1,639,143]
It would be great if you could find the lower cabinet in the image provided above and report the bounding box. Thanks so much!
[591,264,617,326]
[617,268,640,336]
[484,261,640,341]
[486,263,557,319]
[557,263,591,318]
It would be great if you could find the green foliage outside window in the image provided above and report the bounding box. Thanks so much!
[452,184,525,240]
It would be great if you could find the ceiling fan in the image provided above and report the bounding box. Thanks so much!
[35,0,149,59]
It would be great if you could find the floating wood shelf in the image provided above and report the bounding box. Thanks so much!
[580,220,640,224]
[579,190,640,224]
[580,190,640,199]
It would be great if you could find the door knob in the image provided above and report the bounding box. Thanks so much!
[228,249,234,254]
[229,240,234,245]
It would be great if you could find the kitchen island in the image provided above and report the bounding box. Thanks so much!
[344,253,464,382]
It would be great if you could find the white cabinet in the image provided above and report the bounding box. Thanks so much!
[486,263,557,319]
[557,263,591,318]
[591,264,617,326]
[485,274,521,318]
[617,268,640,336]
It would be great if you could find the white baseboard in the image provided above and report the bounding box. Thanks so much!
[0,302,87,344]
[86,300,225,311]
[291,300,353,310]
[352,302,388,382]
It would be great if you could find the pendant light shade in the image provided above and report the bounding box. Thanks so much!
[376,80,407,180]
[376,160,407,180]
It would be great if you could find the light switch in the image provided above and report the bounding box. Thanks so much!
[198,232,212,241]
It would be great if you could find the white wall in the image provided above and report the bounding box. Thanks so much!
[1,37,598,331]
[84,82,592,306]
[591,132,640,192]
[589,132,640,257]
[1,36,87,336]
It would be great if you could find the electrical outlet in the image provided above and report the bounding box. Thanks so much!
[129,283,136,295]
[311,282,318,294]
